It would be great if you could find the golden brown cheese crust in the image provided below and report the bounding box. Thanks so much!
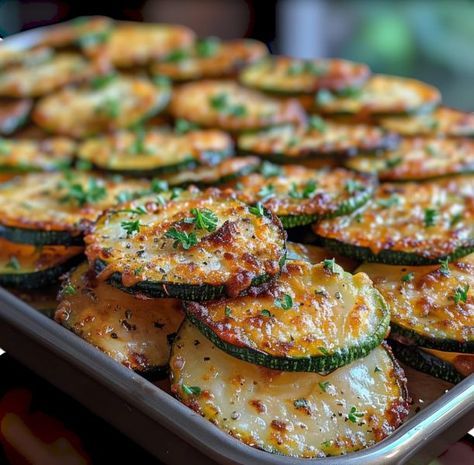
[107,22,195,67]
[0,137,76,172]
[151,39,268,81]
[346,138,474,181]
[238,123,399,158]
[170,322,409,458]
[313,75,441,117]
[229,165,375,217]
[0,237,83,273]
[85,189,286,295]
[357,255,474,345]
[240,56,370,94]
[0,53,97,98]
[314,177,474,260]
[0,172,148,233]
[55,262,184,372]
[0,99,32,136]
[169,80,306,132]
[77,129,233,172]
[380,107,474,137]
[33,75,168,138]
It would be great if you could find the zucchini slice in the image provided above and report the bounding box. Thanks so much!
[0,136,75,173]
[389,341,473,384]
[77,128,233,176]
[169,80,306,132]
[0,172,148,246]
[346,138,474,181]
[184,260,390,373]
[7,286,59,317]
[0,46,53,69]
[151,38,268,82]
[106,22,195,68]
[240,56,370,95]
[33,75,170,138]
[55,262,184,377]
[86,189,286,300]
[229,165,376,228]
[0,238,83,288]
[170,322,408,457]
[237,121,400,161]
[286,241,358,271]
[314,178,474,264]
[0,99,32,136]
[160,156,261,187]
[379,107,474,138]
[312,75,441,117]
[0,53,97,98]
[357,255,474,353]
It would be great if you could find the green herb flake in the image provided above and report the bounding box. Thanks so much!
[116,191,133,204]
[209,92,247,117]
[337,87,362,98]
[165,228,198,250]
[121,219,141,237]
[249,202,265,217]
[175,118,199,134]
[308,115,327,133]
[90,73,117,90]
[275,294,293,310]
[224,306,232,318]
[188,208,218,232]
[385,157,402,169]
[95,97,120,119]
[62,283,77,296]
[450,212,463,227]
[260,161,282,178]
[260,309,273,318]
[439,258,450,277]
[452,284,470,304]
[319,346,329,356]
[196,37,220,57]
[151,179,169,193]
[348,406,364,423]
[182,384,202,396]
[401,272,414,283]
[60,177,106,207]
[119,206,147,215]
[378,195,400,209]
[315,89,334,105]
[424,208,438,227]
[289,180,317,199]
[153,75,171,88]
[5,256,20,271]
[345,179,364,194]
[323,258,337,274]
[164,48,189,63]
[318,381,331,392]
[258,184,275,201]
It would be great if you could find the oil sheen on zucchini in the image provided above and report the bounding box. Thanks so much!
[346,138,474,181]
[229,165,376,228]
[170,322,408,458]
[86,189,286,300]
[379,107,474,138]
[185,260,389,372]
[389,340,473,384]
[357,255,474,353]
[314,177,474,264]
[169,80,306,132]
[240,56,370,94]
[0,99,32,136]
[237,122,399,161]
[312,75,441,117]
[0,238,83,288]
[77,128,233,176]
[33,74,170,138]
[0,137,75,173]
[55,262,184,377]
[151,38,268,82]
[0,172,148,246]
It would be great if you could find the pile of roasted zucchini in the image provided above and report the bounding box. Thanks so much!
[0,16,472,458]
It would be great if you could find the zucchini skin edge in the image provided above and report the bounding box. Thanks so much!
[0,224,85,246]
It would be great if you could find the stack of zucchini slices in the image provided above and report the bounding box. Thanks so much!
[2,15,474,460]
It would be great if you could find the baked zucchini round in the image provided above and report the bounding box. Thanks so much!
[240,56,370,95]
[0,136,75,173]
[0,172,148,246]
[170,321,408,458]
[312,75,441,117]
[0,53,97,98]
[0,46,53,69]
[77,128,233,176]
[33,74,170,138]
[185,260,390,372]
[86,189,286,300]
[357,255,474,353]
[55,262,184,377]
[379,107,474,138]
[237,120,400,161]
[151,38,268,82]
[169,80,306,132]
[0,99,32,136]
[346,138,474,181]
[0,237,83,288]
[314,177,474,264]
[229,165,376,228]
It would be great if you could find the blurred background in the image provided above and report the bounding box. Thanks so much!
[0,0,473,110]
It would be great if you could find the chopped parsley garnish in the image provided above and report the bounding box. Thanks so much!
[348,406,364,423]
[260,309,273,318]
[318,381,331,392]
[378,195,400,209]
[175,118,199,134]
[5,256,20,271]
[385,157,403,169]
[337,86,362,98]
[60,177,106,207]
[95,97,120,119]
[187,208,218,232]
[424,208,438,227]
[288,180,317,199]
[165,228,198,250]
[209,92,247,117]
[115,191,133,204]
[249,202,265,217]
[308,115,327,133]
[90,73,117,90]
[450,212,463,227]
[439,258,450,277]
[319,346,329,356]
[260,161,282,178]
[287,60,327,76]
[323,258,337,274]
[62,283,77,296]
[128,126,155,155]
[78,30,111,49]
[152,75,171,88]
[452,284,469,304]
[164,48,189,63]
[151,179,169,193]
[258,184,275,201]
[275,294,293,310]
[182,384,202,396]
[345,179,364,194]
[401,272,414,283]
[224,306,232,318]
[121,219,141,237]
[293,398,310,409]
[76,159,93,171]
[196,37,220,57]
[118,206,147,215]
[315,89,334,105]
[170,187,183,200]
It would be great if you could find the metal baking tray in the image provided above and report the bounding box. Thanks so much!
[1,19,473,465]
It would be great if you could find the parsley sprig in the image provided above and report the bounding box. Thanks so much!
[209,92,247,117]
[185,208,218,232]
[288,180,317,199]
[275,294,293,310]
[452,284,470,304]
[165,228,198,250]
[348,406,364,423]
[60,177,106,207]
[121,219,141,237]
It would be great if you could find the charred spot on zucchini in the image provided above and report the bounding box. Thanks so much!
[314,178,474,265]
[184,260,390,373]
[85,189,286,300]
[55,262,184,377]
[170,322,409,458]
[356,254,474,353]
